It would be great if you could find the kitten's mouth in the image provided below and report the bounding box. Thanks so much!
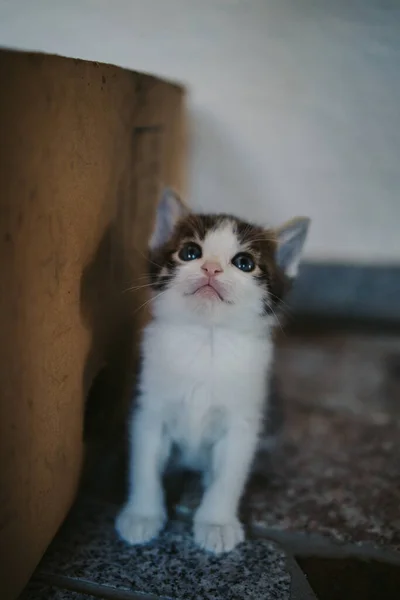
[187,283,224,301]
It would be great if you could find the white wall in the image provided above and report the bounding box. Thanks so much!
[1,0,399,263]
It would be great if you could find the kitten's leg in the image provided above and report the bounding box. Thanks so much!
[194,421,258,554]
[116,405,170,545]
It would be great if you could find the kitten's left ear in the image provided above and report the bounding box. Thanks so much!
[149,187,188,250]
[275,217,311,278]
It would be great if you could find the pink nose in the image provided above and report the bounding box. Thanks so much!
[201,261,223,276]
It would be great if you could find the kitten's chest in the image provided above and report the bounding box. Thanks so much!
[141,323,272,406]
[141,323,271,455]
[143,324,267,390]
[166,385,225,455]
[145,330,231,446]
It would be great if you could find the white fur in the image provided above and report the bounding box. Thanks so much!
[116,220,276,554]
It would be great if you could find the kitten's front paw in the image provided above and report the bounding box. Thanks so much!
[116,506,165,545]
[194,518,244,554]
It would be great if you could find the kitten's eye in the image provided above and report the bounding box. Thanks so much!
[232,253,256,272]
[178,243,202,261]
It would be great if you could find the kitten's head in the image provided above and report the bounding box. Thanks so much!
[148,189,310,330]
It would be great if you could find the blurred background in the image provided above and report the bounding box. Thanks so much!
[1,0,399,263]
[1,2,399,599]
[2,0,399,325]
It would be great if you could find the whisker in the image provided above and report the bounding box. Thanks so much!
[132,289,167,315]
[122,274,173,294]
[131,244,164,270]
[267,302,285,335]
[244,238,277,245]
[122,282,155,294]
[268,292,292,314]
[128,274,153,280]
[131,276,185,314]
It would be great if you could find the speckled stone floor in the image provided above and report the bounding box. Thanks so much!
[21,588,96,600]
[252,332,400,549]
[28,497,300,600]
[21,330,400,599]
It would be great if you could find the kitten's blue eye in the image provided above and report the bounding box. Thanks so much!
[232,253,255,272]
[179,243,202,261]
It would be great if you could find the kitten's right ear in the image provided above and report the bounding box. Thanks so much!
[275,217,310,279]
[149,188,188,250]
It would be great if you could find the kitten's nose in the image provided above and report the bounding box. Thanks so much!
[201,261,223,276]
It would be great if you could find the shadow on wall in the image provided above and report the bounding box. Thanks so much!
[79,223,135,504]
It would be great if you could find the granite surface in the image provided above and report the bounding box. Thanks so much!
[21,585,96,599]
[260,333,400,549]
[247,403,400,547]
[35,498,292,600]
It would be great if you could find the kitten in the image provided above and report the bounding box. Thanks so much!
[116,189,310,554]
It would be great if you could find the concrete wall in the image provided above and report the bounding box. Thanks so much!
[1,0,399,263]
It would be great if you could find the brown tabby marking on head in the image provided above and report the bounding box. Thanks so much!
[149,213,289,315]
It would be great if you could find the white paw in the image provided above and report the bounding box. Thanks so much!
[193,518,244,554]
[115,507,165,545]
